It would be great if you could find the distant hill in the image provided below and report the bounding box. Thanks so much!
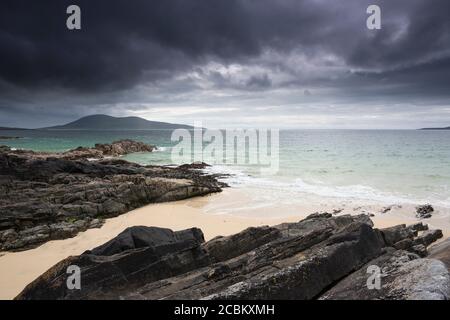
[0,127,28,130]
[419,126,450,130]
[42,114,194,130]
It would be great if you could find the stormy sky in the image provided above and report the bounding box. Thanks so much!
[1,0,449,128]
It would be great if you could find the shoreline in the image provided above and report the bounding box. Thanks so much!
[1,188,449,300]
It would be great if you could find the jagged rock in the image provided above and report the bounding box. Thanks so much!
[416,204,434,219]
[381,224,414,246]
[2,139,155,161]
[0,143,225,251]
[393,238,413,250]
[380,204,402,214]
[15,227,210,300]
[0,145,11,152]
[178,162,211,170]
[320,249,450,300]
[16,214,446,300]
[303,212,333,220]
[429,237,450,271]
[93,140,155,157]
[413,229,443,247]
[86,226,205,256]
[381,223,442,257]
[407,222,429,232]
[63,139,155,160]
[380,222,429,246]
[203,226,282,263]
[410,244,428,257]
[381,206,392,214]
[0,218,106,251]
[201,222,384,300]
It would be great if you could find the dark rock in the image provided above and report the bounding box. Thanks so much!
[381,206,392,214]
[380,204,402,214]
[416,204,434,219]
[303,212,333,220]
[5,139,155,161]
[178,162,211,170]
[407,222,428,232]
[15,227,210,300]
[429,237,450,271]
[93,139,155,157]
[15,214,447,300]
[68,139,154,160]
[87,226,205,256]
[380,224,415,246]
[393,238,413,250]
[410,244,428,257]
[413,229,443,247]
[201,223,384,300]
[320,249,450,300]
[203,226,281,263]
[381,223,442,256]
[0,218,106,251]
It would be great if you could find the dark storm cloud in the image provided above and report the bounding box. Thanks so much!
[0,0,449,127]
[1,0,449,91]
[0,0,258,92]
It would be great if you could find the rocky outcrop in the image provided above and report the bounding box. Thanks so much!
[15,227,209,300]
[416,204,434,219]
[86,226,206,256]
[64,139,155,160]
[0,143,225,251]
[15,214,449,300]
[4,139,155,161]
[320,249,450,300]
[177,162,211,170]
[429,238,450,271]
[379,222,443,257]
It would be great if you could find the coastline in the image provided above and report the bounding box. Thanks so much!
[1,187,448,300]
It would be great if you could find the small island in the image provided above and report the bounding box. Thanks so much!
[419,126,450,130]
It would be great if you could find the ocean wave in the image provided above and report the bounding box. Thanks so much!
[205,165,450,208]
[291,178,413,204]
[154,146,168,152]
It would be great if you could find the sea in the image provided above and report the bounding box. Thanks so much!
[2,129,450,209]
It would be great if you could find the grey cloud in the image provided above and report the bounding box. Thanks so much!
[246,74,272,90]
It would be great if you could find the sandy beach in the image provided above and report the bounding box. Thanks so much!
[1,188,449,300]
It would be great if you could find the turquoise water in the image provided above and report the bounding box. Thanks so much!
[2,129,450,206]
